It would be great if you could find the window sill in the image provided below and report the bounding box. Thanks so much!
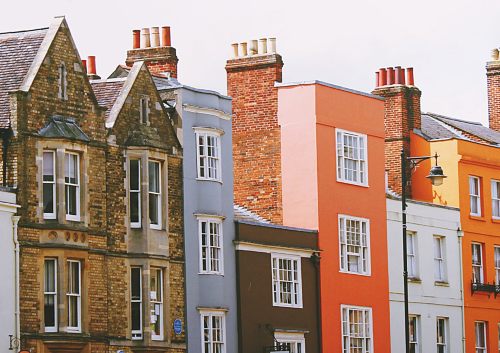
[196,177,223,184]
[150,225,162,230]
[408,277,421,283]
[434,281,449,287]
[339,270,371,277]
[469,215,486,222]
[272,303,304,309]
[336,178,369,188]
[198,272,224,276]
[492,217,500,224]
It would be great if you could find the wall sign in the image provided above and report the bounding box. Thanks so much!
[173,319,182,335]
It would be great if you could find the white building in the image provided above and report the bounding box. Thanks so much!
[0,189,19,353]
[387,197,465,353]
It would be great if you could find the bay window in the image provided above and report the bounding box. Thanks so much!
[43,151,56,219]
[44,259,58,332]
[129,159,141,227]
[67,260,81,332]
[199,218,223,274]
[65,153,80,221]
[196,129,222,181]
[131,267,142,340]
[148,161,161,229]
[150,268,163,341]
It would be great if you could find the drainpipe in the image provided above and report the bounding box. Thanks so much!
[12,215,20,348]
[457,227,465,353]
[2,130,11,186]
[311,252,322,353]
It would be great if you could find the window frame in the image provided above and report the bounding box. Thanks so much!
[129,159,141,228]
[494,246,500,286]
[43,150,57,220]
[64,152,80,222]
[475,321,487,353]
[472,242,484,284]
[341,305,373,353]
[469,176,482,217]
[409,315,419,353]
[150,268,164,341]
[436,317,448,353]
[492,179,500,220]
[271,253,303,308]
[148,160,162,230]
[66,259,81,333]
[198,217,224,275]
[200,310,226,353]
[131,266,143,340]
[336,128,368,187]
[338,214,371,276]
[195,128,222,182]
[44,258,58,332]
[434,236,447,282]
[274,332,306,353]
[407,231,418,279]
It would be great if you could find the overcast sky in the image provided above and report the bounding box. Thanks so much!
[2,0,499,126]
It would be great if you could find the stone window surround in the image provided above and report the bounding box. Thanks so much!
[37,140,89,226]
[40,248,88,334]
[126,147,169,233]
[128,258,170,344]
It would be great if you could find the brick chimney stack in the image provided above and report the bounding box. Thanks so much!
[486,48,500,132]
[226,38,284,223]
[372,66,422,196]
[126,26,178,78]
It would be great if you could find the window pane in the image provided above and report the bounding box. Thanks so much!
[131,302,141,331]
[43,183,54,214]
[43,152,54,180]
[130,193,140,223]
[44,294,56,327]
[131,268,141,299]
[130,160,140,190]
[148,162,160,193]
[149,194,159,224]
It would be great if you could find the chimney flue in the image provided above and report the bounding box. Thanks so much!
[132,30,140,49]
[231,43,239,58]
[141,28,151,48]
[407,67,414,85]
[379,68,387,86]
[375,71,380,87]
[387,67,394,85]
[81,59,87,73]
[269,38,276,53]
[88,56,96,75]
[492,48,499,61]
[151,27,160,47]
[249,40,258,55]
[259,38,268,54]
[161,26,171,47]
[240,42,248,56]
[394,66,402,84]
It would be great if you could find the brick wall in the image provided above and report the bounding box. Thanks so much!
[126,47,178,78]
[486,61,500,132]
[226,54,284,223]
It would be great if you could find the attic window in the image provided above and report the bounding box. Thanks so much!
[58,63,68,100]
[140,96,149,124]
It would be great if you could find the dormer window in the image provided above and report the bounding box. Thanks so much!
[140,96,149,124]
[58,63,68,100]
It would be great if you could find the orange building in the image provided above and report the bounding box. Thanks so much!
[377,63,500,353]
[227,40,391,353]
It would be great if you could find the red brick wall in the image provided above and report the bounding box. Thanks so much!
[226,54,284,223]
[486,62,500,132]
[126,47,178,78]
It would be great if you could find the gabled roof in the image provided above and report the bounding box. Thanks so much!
[0,27,47,128]
[421,112,500,146]
[91,78,126,120]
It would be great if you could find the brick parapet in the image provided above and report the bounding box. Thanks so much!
[486,61,500,132]
[126,47,178,78]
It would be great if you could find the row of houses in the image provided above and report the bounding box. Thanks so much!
[0,16,499,353]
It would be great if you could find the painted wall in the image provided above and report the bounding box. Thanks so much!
[175,86,237,353]
[278,82,391,353]
[0,190,18,353]
[387,198,464,353]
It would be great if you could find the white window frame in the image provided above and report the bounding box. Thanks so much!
[65,152,80,221]
[195,128,222,182]
[198,218,224,275]
[274,332,306,353]
[409,315,419,353]
[148,160,162,230]
[271,253,303,308]
[58,62,67,100]
[43,150,56,219]
[129,159,141,228]
[131,267,143,340]
[469,176,482,216]
[338,215,371,275]
[336,128,368,186]
[200,310,226,353]
[407,231,418,279]
[434,236,446,282]
[150,268,164,341]
[492,179,500,219]
[436,317,448,353]
[472,243,484,284]
[140,96,149,124]
[66,260,81,333]
[44,258,58,332]
[341,305,373,353]
[494,246,500,286]
[475,321,487,353]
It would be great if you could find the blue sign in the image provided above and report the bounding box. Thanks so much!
[173,319,182,335]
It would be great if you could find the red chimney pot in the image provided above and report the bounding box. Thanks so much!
[132,30,140,49]
[375,72,380,87]
[88,56,96,75]
[394,66,402,84]
[81,59,87,73]
[387,67,394,85]
[407,67,414,85]
[161,26,171,47]
[379,68,387,86]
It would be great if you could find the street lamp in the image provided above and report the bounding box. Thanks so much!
[401,150,446,353]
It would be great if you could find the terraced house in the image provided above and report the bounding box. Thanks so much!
[0,17,185,353]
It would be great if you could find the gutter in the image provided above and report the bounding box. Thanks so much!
[12,215,20,347]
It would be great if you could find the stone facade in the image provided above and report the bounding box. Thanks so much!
[0,18,185,353]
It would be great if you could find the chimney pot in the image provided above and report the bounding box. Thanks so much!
[161,26,171,47]
[269,38,276,53]
[394,66,402,84]
[132,30,140,49]
[379,68,387,86]
[81,59,87,73]
[407,67,414,86]
[240,42,248,56]
[231,43,239,58]
[492,48,499,61]
[387,67,394,85]
[141,28,151,48]
[249,40,258,55]
[151,27,160,47]
[88,56,96,75]
[259,38,268,54]
[375,71,380,87]
[401,68,406,85]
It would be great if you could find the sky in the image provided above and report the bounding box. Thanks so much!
[2,0,500,126]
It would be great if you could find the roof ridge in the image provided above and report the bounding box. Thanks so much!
[423,112,483,126]
[0,27,48,36]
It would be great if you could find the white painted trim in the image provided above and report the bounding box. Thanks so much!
[338,214,371,276]
[335,128,369,187]
[194,213,226,220]
[64,152,80,222]
[340,305,374,353]
[468,176,482,217]
[271,253,303,309]
[183,104,231,120]
[192,126,225,136]
[194,130,222,182]
[199,310,226,353]
[234,241,315,258]
[198,217,224,275]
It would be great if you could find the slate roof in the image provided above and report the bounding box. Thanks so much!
[0,28,47,129]
[39,115,90,142]
[233,204,270,224]
[421,112,500,146]
[90,79,125,120]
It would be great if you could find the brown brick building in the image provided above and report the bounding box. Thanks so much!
[0,17,185,353]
